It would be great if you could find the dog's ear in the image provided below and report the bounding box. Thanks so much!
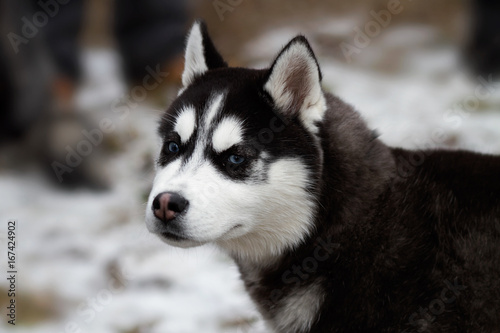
[182,20,227,87]
[264,36,324,127]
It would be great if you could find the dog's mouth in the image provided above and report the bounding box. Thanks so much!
[156,224,244,244]
[155,228,208,249]
[159,230,189,242]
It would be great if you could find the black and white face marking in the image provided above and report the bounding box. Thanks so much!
[146,21,327,262]
[147,90,315,252]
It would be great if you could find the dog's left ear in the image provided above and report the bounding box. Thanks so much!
[182,20,227,87]
[264,36,324,124]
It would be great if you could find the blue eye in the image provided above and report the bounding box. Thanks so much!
[228,154,245,164]
[168,142,179,153]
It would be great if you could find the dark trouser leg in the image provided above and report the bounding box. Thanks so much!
[0,43,17,141]
[466,0,500,78]
[114,0,187,83]
[43,0,85,81]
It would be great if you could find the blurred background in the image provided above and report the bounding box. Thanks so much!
[1,0,499,332]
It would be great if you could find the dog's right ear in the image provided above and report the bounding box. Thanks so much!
[181,20,227,87]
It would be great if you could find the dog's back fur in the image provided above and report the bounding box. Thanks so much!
[146,21,500,332]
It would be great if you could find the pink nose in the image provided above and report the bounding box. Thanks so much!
[152,192,189,222]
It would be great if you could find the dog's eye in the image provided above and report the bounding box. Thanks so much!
[228,154,245,165]
[168,142,180,153]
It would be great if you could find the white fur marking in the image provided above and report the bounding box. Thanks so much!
[274,282,324,333]
[182,22,208,87]
[300,94,327,134]
[217,158,316,262]
[174,107,196,143]
[212,117,243,153]
[204,93,224,130]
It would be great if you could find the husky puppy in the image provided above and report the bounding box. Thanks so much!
[145,21,500,332]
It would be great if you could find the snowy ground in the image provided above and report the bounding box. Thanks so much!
[1,20,500,333]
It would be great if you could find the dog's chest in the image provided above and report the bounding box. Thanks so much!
[243,269,325,333]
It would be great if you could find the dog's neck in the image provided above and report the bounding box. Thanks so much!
[220,94,397,332]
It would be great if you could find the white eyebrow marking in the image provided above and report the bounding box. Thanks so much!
[174,107,196,143]
[204,93,224,130]
[212,117,244,153]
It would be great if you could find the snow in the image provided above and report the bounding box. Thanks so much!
[1,19,500,333]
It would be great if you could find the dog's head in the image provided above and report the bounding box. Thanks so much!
[145,21,327,261]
